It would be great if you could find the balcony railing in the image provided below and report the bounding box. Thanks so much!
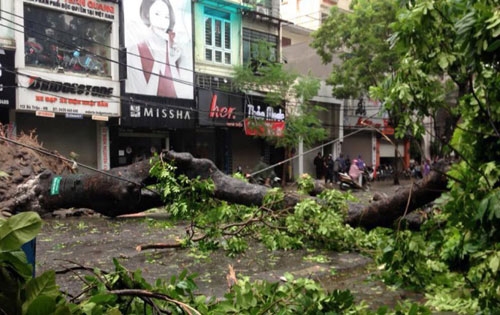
[242,0,279,18]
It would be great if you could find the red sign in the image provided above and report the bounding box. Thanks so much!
[35,111,55,118]
[209,94,236,119]
[356,117,394,135]
[244,119,285,137]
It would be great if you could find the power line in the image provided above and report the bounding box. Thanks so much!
[1,8,195,78]
[248,110,402,178]
[0,11,303,117]
[1,6,381,112]
[0,13,194,87]
[0,6,396,135]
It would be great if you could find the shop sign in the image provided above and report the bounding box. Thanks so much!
[121,99,196,129]
[92,115,109,121]
[65,113,83,119]
[36,111,55,118]
[244,119,285,137]
[247,104,285,121]
[123,0,193,99]
[244,102,285,137]
[99,126,110,170]
[356,117,394,134]
[0,50,16,109]
[344,116,394,135]
[198,89,244,127]
[25,0,117,21]
[17,70,120,117]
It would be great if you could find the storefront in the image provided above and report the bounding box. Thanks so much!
[197,88,245,173]
[343,115,408,174]
[114,0,196,167]
[15,70,120,171]
[241,96,286,178]
[114,97,196,166]
[14,0,120,170]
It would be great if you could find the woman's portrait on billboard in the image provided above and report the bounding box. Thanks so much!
[125,0,193,99]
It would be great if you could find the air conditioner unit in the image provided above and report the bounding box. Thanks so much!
[256,5,270,16]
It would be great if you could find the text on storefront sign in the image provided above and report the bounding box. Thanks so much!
[27,77,114,97]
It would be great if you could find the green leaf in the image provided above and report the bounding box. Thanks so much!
[489,254,500,273]
[25,295,56,315]
[0,251,33,279]
[23,271,59,314]
[438,54,449,69]
[0,212,42,251]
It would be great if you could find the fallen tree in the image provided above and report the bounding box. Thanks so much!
[1,135,450,229]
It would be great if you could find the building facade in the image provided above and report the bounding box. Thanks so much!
[0,0,288,178]
[280,0,411,178]
[5,0,120,170]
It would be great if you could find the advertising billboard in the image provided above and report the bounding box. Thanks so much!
[123,0,194,100]
[23,0,117,78]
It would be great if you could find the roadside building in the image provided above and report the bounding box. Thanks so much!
[9,0,120,170]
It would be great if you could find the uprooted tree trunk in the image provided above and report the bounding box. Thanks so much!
[345,165,449,229]
[5,150,449,229]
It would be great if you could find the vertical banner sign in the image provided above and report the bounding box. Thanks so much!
[98,126,110,170]
[123,0,194,100]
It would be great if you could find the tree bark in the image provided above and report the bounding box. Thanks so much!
[345,161,450,229]
[7,150,449,229]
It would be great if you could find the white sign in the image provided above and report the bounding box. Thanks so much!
[98,125,110,170]
[247,104,285,121]
[24,0,117,21]
[17,70,120,117]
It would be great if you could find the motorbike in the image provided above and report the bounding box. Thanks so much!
[338,169,370,191]
[246,173,281,188]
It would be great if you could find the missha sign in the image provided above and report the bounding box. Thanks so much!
[121,99,195,129]
[24,0,117,21]
[198,89,244,127]
[17,70,120,117]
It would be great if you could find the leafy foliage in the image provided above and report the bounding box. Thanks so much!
[313,0,500,312]
[311,0,400,99]
[368,0,500,313]
[297,173,315,194]
[149,158,378,254]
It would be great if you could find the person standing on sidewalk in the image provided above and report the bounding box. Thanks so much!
[325,154,334,185]
[313,152,324,180]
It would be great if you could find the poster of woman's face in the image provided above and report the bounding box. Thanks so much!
[123,0,193,100]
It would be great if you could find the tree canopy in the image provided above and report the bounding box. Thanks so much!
[311,0,400,100]
[314,0,500,312]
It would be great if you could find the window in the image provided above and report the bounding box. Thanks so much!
[242,28,278,65]
[204,7,231,65]
[24,5,111,77]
